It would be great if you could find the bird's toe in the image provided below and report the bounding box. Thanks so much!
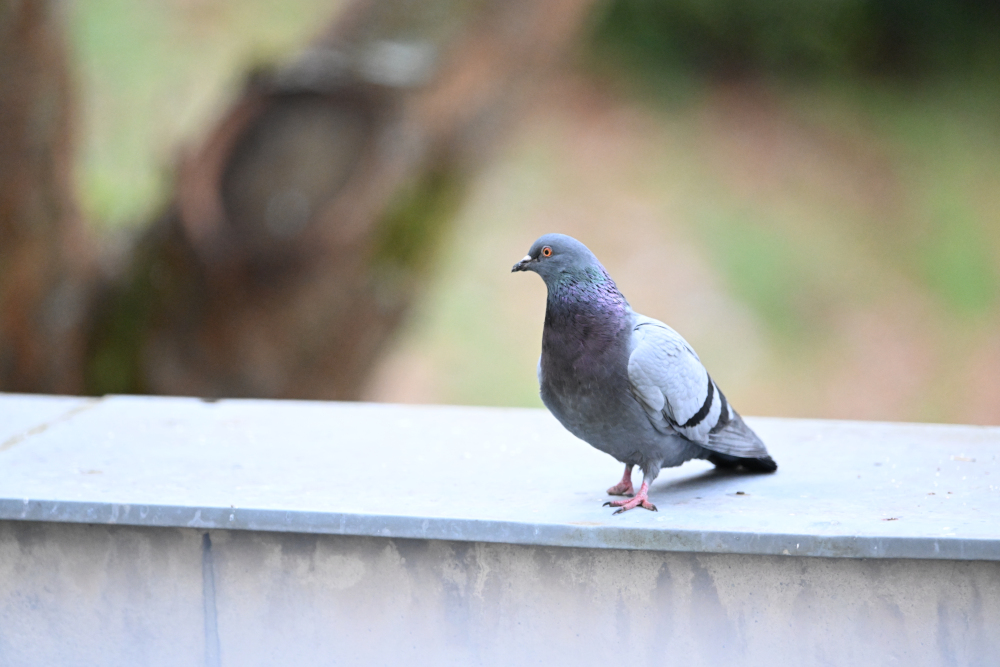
[606,496,657,514]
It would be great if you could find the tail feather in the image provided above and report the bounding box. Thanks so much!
[704,411,769,458]
[706,451,778,473]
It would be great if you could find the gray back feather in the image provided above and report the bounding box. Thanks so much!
[627,317,768,458]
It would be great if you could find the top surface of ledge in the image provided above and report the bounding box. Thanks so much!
[1,393,997,560]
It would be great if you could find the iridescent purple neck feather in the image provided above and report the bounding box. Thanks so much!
[545,263,629,321]
[542,263,632,364]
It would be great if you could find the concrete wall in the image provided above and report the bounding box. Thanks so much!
[2,521,997,667]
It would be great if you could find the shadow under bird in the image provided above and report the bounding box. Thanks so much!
[512,233,777,514]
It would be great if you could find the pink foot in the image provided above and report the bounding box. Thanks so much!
[606,464,634,496]
[603,480,657,515]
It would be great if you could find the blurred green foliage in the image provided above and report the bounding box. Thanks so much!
[699,209,818,339]
[65,0,1000,419]
[591,0,1000,79]
[588,0,1000,330]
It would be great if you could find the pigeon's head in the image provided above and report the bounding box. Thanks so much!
[511,233,602,285]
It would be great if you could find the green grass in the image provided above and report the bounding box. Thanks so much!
[678,76,1000,335]
[586,0,1000,329]
[697,208,820,339]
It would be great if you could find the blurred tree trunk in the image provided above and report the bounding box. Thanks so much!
[0,0,94,393]
[2,0,594,399]
[85,0,595,400]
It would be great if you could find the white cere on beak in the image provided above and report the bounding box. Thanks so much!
[521,255,531,263]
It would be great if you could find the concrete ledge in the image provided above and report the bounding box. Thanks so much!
[2,394,999,666]
[1,394,997,560]
[2,522,997,667]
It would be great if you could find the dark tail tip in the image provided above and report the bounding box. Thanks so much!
[742,455,778,473]
[708,452,778,473]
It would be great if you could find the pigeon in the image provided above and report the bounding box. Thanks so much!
[512,233,776,514]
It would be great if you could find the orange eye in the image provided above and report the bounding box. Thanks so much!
[541,246,553,257]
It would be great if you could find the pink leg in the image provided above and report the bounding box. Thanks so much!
[603,479,657,514]
[606,464,634,496]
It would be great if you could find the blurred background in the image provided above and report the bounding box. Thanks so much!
[1,0,998,424]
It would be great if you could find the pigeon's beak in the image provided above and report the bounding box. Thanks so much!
[511,255,533,273]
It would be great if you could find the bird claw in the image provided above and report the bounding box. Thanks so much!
[604,496,657,514]
[604,479,656,514]
[609,500,657,515]
[613,502,657,515]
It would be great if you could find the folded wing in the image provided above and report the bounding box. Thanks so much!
[627,319,768,457]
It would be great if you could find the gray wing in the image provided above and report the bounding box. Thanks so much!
[627,318,767,457]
